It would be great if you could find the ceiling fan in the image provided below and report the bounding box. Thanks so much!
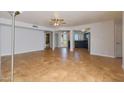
[49,12,66,26]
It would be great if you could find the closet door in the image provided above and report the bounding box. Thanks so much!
[115,24,122,57]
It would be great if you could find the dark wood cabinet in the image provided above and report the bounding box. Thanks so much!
[68,40,88,48]
[75,40,88,48]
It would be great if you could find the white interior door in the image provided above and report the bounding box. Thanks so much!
[115,24,122,57]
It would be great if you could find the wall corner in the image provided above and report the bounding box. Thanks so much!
[122,63,124,70]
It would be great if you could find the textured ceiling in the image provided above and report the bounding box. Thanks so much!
[0,11,122,27]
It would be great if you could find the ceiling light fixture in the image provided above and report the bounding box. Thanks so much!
[81,27,91,32]
[49,18,66,26]
[49,12,66,27]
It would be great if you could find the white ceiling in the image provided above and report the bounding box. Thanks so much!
[0,11,122,27]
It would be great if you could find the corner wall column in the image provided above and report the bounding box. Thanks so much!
[0,25,2,79]
[0,50,1,80]
[122,12,124,69]
[70,30,74,52]
[52,31,55,51]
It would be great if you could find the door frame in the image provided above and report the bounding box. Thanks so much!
[44,31,52,49]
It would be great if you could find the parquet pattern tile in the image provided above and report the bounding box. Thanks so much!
[0,48,124,82]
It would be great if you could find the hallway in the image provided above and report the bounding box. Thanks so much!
[0,48,124,82]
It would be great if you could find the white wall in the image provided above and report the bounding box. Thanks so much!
[0,25,45,56]
[0,18,53,31]
[81,20,115,57]
[60,20,115,57]
[0,25,1,52]
[0,25,1,58]
[122,12,124,69]
[0,18,117,58]
[114,20,122,57]
[90,20,115,57]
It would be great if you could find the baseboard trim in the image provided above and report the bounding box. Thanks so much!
[1,49,44,57]
[90,53,115,58]
[122,64,124,70]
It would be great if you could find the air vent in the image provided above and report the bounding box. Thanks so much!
[32,25,38,28]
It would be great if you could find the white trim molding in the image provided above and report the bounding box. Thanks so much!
[90,53,116,58]
[0,18,54,31]
[122,63,124,70]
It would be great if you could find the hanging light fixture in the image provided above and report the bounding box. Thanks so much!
[81,27,91,32]
[49,12,66,27]
[8,11,22,82]
[49,18,66,26]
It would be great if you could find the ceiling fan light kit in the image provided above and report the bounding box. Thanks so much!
[49,18,66,26]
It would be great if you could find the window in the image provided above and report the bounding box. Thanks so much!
[74,33,79,41]
[74,32,84,41]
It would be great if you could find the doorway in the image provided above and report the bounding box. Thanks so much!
[45,32,52,49]
[60,32,68,47]
[74,31,90,52]
[56,31,68,48]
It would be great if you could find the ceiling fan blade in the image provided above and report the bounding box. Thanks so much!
[59,19,64,21]
[62,22,66,24]
[51,19,56,21]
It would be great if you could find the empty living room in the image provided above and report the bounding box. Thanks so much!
[0,11,124,82]
[1,0,124,93]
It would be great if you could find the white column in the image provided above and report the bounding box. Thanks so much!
[70,30,74,52]
[0,25,2,79]
[10,12,16,82]
[122,12,124,69]
[0,53,1,80]
[52,32,55,51]
[0,51,1,80]
[44,32,46,49]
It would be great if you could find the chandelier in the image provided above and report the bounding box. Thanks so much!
[49,18,66,26]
